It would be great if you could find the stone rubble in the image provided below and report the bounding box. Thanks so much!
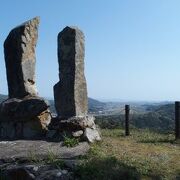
[0,163,74,180]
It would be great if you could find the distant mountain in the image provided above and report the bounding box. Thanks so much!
[88,98,106,113]
[154,104,174,118]
[96,103,175,132]
[0,94,8,102]
[48,97,107,114]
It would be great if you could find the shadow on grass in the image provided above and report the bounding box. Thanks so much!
[176,173,180,180]
[74,156,141,180]
[138,139,175,144]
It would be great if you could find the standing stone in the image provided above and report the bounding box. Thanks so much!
[4,17,39,98]
[1,17,51,139]
[54,26,88,118]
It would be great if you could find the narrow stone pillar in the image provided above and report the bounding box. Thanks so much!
[54,26,88,118]
[4,17,39,98]
[52,26,101,143]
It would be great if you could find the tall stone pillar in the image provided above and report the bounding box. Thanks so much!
[4,17,39,98]
[54,26,88,118]
[0,17,51,139]
[53,26,101,143]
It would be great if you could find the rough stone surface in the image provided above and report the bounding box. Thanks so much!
[54,26,88,118]
[72,130,83,137]
[84,128,102,143]
[0,97,49,121]
[0,140,90,160]
[47,116,101,142]
[1,164,74,180]
[4,17,39,98]
[36,169,71,180]
[0,140,88,179]
[46,130,57,139]
[1,17,53,140]
[0,97,51,139]
[49,116,95,131]
[5,166,35,180]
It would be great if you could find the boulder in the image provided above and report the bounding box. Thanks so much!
[72,130,83,138]
[5,166,35,180]
[0,97,49,121]
[84,128,101,143]
[48,116,95,131]
[0,97,51,139]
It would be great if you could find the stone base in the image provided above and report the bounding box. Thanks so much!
[0,140,90,180]
[47,115,101,143]
[0,96,51,140]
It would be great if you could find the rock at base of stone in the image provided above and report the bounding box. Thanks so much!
[72,130,83,137]
[0,97,49,121]
[0,96,51,139]
[48,115,95,131]
[4,166,35,180]
[46,130,57,139]
[2,164,73,180]
[84,128,101,143]
[47,115,101,143]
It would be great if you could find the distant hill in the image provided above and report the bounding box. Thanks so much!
[96,103,175,132]
[0,94,175,131]
[0,94,7,102]
[88,98,106,113]
[48,97,107,114]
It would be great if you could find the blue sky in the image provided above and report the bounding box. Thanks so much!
[0,0,180,101]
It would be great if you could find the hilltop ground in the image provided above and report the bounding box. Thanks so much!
[75,128,180,180]
[0,128,179,179]
[0,94,179,179]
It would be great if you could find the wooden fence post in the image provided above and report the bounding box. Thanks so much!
[125,105,130,136]
[175,101,180,139]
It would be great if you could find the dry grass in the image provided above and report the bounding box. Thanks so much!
[76,129,180,180]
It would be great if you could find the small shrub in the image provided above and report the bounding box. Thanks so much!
[28,151,42,163]
[45,149,65,168]
[63,135,79,147]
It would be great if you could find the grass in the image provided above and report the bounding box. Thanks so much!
[28,149,65,169]
[75,128,180,180]
[7,128,179,179]
[63,135,79,147]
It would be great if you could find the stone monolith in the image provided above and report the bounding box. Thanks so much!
[52,26,101,143]
[54,26,88,118]
[0,17,51,139]
[4,17,39,98]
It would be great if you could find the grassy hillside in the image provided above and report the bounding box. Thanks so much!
[75,128,180,180]
[96,103,175,132]
[88,98,106,113]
